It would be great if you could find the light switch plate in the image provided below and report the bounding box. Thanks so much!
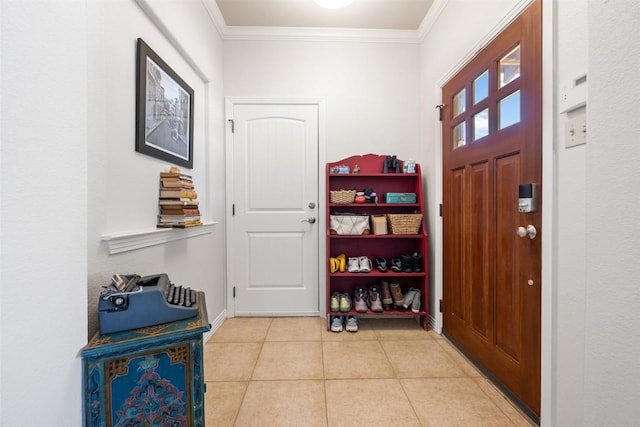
[565,116,587,148]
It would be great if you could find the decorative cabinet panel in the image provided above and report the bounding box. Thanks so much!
[82,294,210,427]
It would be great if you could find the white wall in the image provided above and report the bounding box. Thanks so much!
[1,0,225,425]
[584,0,640,424]
[0,1,88,425]
[552,1,587,424]
[87,0,226,338]
[223,40,420,163]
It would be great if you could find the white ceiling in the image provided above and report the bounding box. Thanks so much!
[215,0,435,31]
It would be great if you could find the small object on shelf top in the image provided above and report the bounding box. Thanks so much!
[353,164,360,174]
[330,164,350,174]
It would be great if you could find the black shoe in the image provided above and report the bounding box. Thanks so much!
[399,253,413,273]
[374,257,388,272]
[411,252,423,272]
[390,258,403,272]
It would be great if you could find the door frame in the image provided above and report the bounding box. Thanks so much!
[432,0,555,423]
[224,97,326,318]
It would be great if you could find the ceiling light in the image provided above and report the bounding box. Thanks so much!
[313,0,354,9]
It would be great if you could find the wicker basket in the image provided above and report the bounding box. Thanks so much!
[387,213,423,234]
[330,189,356,204]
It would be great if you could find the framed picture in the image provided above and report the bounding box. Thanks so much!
[136,38,194,169]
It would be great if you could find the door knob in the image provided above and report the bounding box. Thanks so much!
[517,225,537,239]
[302,217,316,224]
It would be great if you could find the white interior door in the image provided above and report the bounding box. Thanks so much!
[227,101,319,316]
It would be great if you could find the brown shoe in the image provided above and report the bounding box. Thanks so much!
[381,281,393,307]
[390,282,404,307]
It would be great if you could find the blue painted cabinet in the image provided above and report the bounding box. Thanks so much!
[82,294,210,427]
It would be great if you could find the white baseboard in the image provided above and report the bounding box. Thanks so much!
[203,309,227,343]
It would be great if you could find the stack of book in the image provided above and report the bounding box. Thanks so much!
[157,169,202,228]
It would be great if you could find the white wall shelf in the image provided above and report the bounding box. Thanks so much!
[102,222,218,254]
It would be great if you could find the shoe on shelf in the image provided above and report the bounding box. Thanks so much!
[340,293,352,312]
[329,257,339,273]
[354,286,368,313]
[411,289,422,313]
[345,315,359,332]
[347,257,360,273]
[381,281,393,308]
[399,253,413,273]
[367,285,384,312]
[374,257,388,272]
[330,292,341,312]
[359,256,372,273]
[337,253,347,272]
[403,288,419,309]
[390,282,405,307]
[330,316,343,332]
[390,258,403,272]
[411,252,423,272]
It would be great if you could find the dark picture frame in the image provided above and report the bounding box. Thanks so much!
[136,38,194,169]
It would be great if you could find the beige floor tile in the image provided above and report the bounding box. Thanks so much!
[427,329,444,339]
[381,339,467,378]
[210,317,272,342]
[369,317,431,340]
[266,317,322,341]
[234,380,327,427]
[252,341,324,380]
[204,381,247,427]
[321,317,377,341]
[323,340,394,379]
[401,378,514,427]
[325,379,420,427]
[435,338,483,377]
[473,377,537,426]
[204,342,262,381]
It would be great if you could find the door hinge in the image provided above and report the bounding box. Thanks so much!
[233,286,236,298]
[228,119,235,133]
[439,203,443,217]
[232,204,235,216]
[439,299,443,313]
[435,104,445,121]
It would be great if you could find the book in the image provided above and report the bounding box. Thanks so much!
[159,172,192,180]
[160,180,195,188]
[160,189,198,199]
[159,198,199,206]
[160,207,201,215]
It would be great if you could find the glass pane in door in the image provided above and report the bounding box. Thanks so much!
[452,122,466,149]
[473,71,489,104]
[499,45,520,88]
[499,90,520,129]
[453,89,466,117]
[473,109,489,140]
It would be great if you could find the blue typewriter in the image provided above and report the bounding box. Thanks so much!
[98,273,200,334]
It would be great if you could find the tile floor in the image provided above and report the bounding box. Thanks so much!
[204,316,536,427]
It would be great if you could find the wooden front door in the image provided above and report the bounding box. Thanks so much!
[441,0,542,416]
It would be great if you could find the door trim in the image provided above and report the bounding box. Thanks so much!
[224,97,326,317]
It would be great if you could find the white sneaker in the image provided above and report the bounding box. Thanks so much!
[347,257,360,272]
[358,256,372,273]
[345,316,358,332]
[331,315,343,332]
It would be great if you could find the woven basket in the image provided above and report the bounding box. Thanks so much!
[330,189,356,204]
[387,213,423,234]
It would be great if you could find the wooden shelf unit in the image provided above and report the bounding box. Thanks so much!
[326,154,429,329]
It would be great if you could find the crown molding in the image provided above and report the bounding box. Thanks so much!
[417,0,449,42]
[202,0,426,43]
